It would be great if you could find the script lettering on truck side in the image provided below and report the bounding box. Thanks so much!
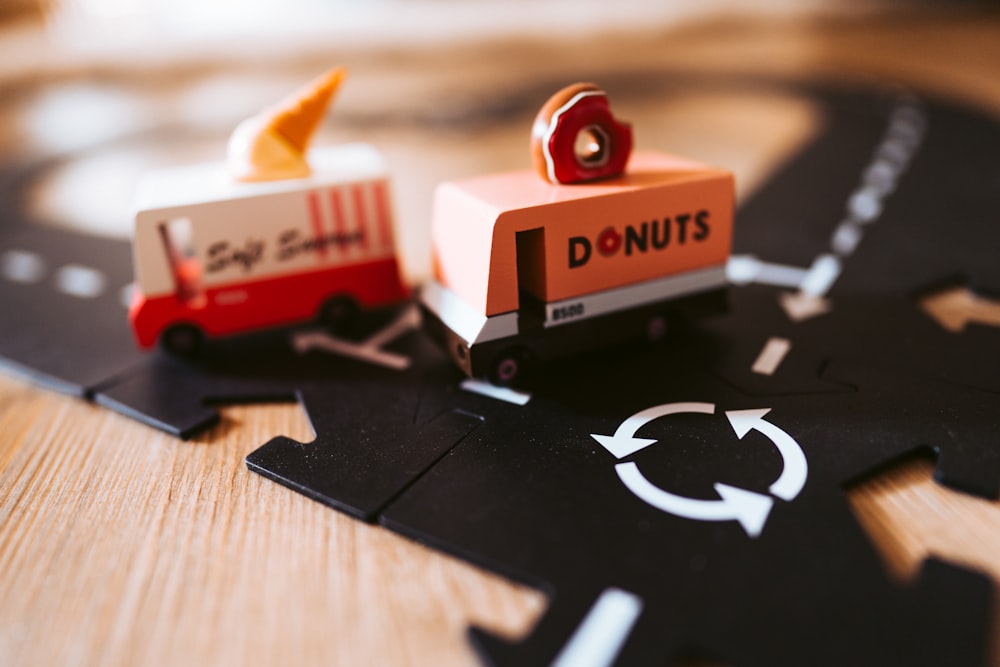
[276,228,365,261]
[203,228,367,275]
[206,239,265,273]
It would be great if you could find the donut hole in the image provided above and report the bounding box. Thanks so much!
[574,124,610,169]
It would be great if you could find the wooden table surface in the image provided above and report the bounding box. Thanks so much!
[2,10,1000,666]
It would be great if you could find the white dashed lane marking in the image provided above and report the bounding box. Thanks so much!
[732,96,927,373]
[752,337,792,376]
[460,378,532,406]
[799,254,841,297]
[731,97,926,330]
[831,219,864,256]
[2,247,132,306]
[1,249,46,283]
[120,283,134,308]
[552,588,644,667]
[726,256,808,289]
[54,264,107,299]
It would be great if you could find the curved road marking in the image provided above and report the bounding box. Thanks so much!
[725,408,808,501]
[616,462,773,538]
[591,401,714,459]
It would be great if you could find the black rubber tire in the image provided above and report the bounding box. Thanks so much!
[319,296,359,330]
[489,346,533,386]
[645,313,670,342]
[161,324,203,358]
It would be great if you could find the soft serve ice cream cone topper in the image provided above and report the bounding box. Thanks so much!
[228,67,347,182]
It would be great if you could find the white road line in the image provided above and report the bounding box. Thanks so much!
[120,284,134,309]
[459,379,531,406]
[830,220,863,256]
[725,255,761,284]
[292,330,410,370]
[862,160,898,196]
[755,262,809,289]
[877,138,913,165]
[799,254,841,297]
[846,186,882,224]
[729,99,927,370]
[54,264,106,298]
[751,337,792,376]
[362,304,420,348]
[735,98,926,333]
[1,249,46,283]
[552,588,643,667]
[726,256,808,288]
[291,309,421,372]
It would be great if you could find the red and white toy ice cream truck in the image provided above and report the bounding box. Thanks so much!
[128,68,408,355]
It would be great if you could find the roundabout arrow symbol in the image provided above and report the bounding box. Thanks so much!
[592,401,808,537]
[616,462,773,537]
[725,408,808,501]
[591,402,715,459]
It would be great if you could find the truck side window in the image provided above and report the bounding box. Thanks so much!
[158,217,205,306]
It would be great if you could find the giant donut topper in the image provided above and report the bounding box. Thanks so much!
[530,82,633,184]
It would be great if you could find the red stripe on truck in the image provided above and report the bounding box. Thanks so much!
[352,183,370,251]
[374,181,393,251]
[307,191,329,259]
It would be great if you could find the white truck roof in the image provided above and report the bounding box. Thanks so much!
[131,143,395,296]
[133,143,387,213]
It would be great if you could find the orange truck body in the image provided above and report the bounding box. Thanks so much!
[421,150,735,381]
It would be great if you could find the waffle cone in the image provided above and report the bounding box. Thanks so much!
[266,66,347,155]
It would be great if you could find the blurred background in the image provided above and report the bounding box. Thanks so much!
[0,0,998,281]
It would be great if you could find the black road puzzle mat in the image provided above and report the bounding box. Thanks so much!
[2,76,1000,666]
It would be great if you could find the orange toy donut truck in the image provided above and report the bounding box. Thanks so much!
[129,68,408,356]
[420,82,734,384]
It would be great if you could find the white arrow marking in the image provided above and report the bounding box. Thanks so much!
[362,304,421,348]
[733,101,925,328]
[292,306,420,371]
[616,462,774,538]
[591,402,715,459]
[552,588,643,667]
[729,258,833,321]
[800,254,841,297]
[726,408,808,501]
[293,331,410,370]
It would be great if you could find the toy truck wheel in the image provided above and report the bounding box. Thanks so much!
[489,346,533,386]
[161,324,203,358]
[646,310,683,343]
[319,296,359,331]
[645,313,670,341]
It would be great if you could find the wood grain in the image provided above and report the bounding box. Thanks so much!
[0,373,544,666]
